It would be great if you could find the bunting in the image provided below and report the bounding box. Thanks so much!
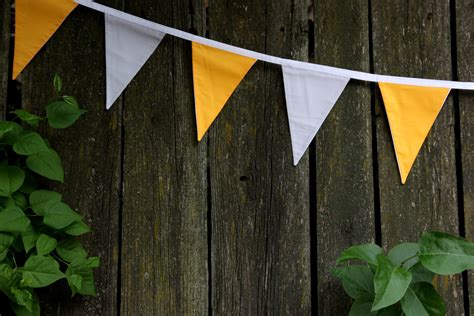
[192,43,256,140]
[379,82,451,184]
[13,0,77,79]
[11,0,474,185]
[282,65,350,165]
[105,14,166,109]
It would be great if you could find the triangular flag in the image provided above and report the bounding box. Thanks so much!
[192,42,256,140]
[282,64,350,165]
[13,0,77,79]
[379,82,451,184]
[105,14,166,109]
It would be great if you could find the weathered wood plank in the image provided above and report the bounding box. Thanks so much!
[313,0,375,314]
[0,3,10,310]
[120,0,208,314]
[456,0,474,313]
[371,1,464,314]
[21,4,122,315]
[208,0,311,314]
[0,0,10,119]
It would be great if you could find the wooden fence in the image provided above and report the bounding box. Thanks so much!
[1,0,473,315]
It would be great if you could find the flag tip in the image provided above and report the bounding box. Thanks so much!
[401,176,407,185]
[399,169,409,184]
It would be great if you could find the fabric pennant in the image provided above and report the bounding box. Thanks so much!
[105,14,166,109]
[282,64,350,165]
[379,82,451,184]
[192,42,257,140]
[13,0,77,79]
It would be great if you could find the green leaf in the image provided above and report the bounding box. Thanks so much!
[13,192,28,210]
[20,255,65,288]
[21,225,39,253]
[64,220,91,236]
[0,121,15,137]
[43,201,82,229]
[19,171,38,195]
[336,243,383,266]
[10,110,42,128]
[46,100,86,129]
[13,132,49,155]
[10,288,40,316]
[0,166,26,197]
[419,231,474,275]
[11,236,25,252]
[26,149,64,182]
[372,254,412,311]
[35,234,57,256]
[0,263,15,294]
[350,298,377,316]
[10,296,41,316]
[400,282,445,316]
[409,262,434,284]
[29,190,62,215]
[63,96,79,107]
[377,304,404,316]
[5,196,16,208]
[0,232,14,260]
[11,287,34,312]
[53,74,62,93]
[73,256,100,269]
[350,299,403,316]
[387,243,419,269]
[0,121,23,143]
[0,206,31,233]
[66,257,98,296]
[67,274,83,295]
[332,265,374,299]
[56,239,87,262]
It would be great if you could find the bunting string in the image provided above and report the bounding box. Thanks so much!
[12,0,474,184]
[75,0,474,90]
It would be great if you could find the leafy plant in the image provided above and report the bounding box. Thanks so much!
[333,231,474,315]
[0,75,96,315]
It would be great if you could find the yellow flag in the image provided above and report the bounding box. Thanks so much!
[379,82,450,184]
[13,0,77,79]
[192,42,256,140]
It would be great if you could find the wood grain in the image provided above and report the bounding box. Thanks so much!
[0,0,473,314]
[0,0,10,119]
[456,0,474,313]
[0,5,12,312]
[313,0,375,314]
[208,0,311,314]
[120,0,208,314]
[21,3,122,315]
[371,1,464,314]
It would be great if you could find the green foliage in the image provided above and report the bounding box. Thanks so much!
[46,100,86,129]
[10,111,42,129]
[333,231,474,315]
[0,76,98,315]
[53,74,62,94]
[372,254,412,311]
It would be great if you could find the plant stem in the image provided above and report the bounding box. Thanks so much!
[8,250,17,268]
[52,253,69,266]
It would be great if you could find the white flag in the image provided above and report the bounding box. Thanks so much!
[282,64,350,165]
[105,14,166,109]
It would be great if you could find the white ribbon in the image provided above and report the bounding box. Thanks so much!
[75,0,474,90]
